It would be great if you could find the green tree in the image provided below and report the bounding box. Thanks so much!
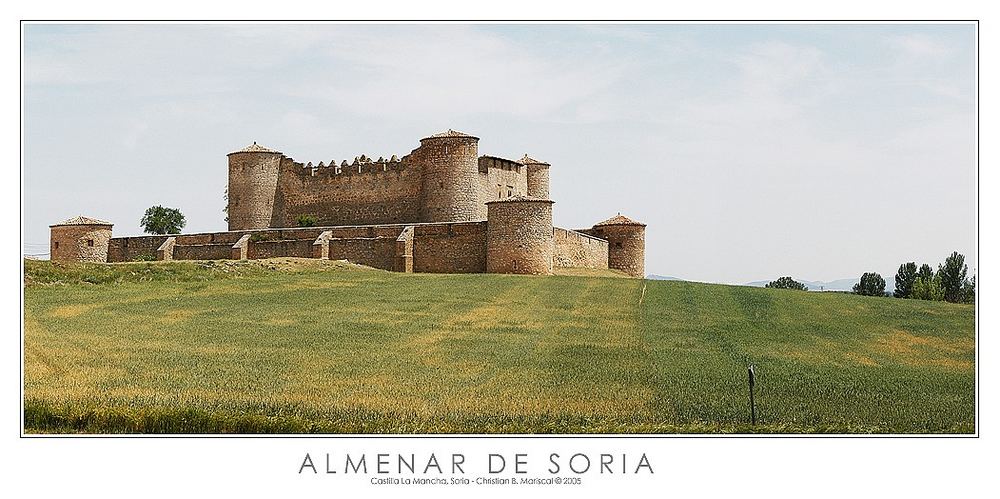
[140,205,186,235]
[853,272,886,297]
[765,276,808,291]
[937,251,968,303]
[912,275,945,301]
[893,262,918,298]
[961,275,976,304]
[917,263,934,281]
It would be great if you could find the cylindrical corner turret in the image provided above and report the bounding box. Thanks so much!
[521,155,551,199]
[486,195,554,275]
[414,129,481,223]
[227,142,283,231]
[49,216,113,263]
[589,214,646,278]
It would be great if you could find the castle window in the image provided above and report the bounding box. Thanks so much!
[497,184,502,199]
[54,241,59,250]
[507,185,513,197]
[87,239,94,247]
[615,242,622,248]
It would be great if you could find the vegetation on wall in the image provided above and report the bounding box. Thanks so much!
[296,214,318,227]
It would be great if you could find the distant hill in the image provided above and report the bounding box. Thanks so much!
[646,274,686,281]
[747,276,896,292]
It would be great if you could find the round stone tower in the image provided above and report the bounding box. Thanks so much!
[521,155,551,199]
[227,142,283,231]
[415,129,481,223]
[589,214,646,278]
[486,195,555,275]
[49,216,113,263]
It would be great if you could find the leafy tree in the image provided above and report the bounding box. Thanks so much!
[912,275,945,301]
[765,276,808,291]
[917,263,934,281]
[296,215,318,227]
[223,186,229,224]
[140,205,186,235]
[937,251,968,303]
[961,275,976,304]
[893,262,918,298]
[853,272,886,297]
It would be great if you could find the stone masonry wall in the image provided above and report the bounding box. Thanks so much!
[107,234,169,262]
[486,198,554,275]
[327,237,398,270]
[248,239,315,259]
[412,222,487,273]
[274,156,423,228]
[585,225,646,278]
[477,156,529,219]
[51,225,112,263]
[107,222,488,274]
[228,151,283,230]
[415,136,482,223]
[173,244,234,261]
[526,163,550,199]
[553,227,608,269]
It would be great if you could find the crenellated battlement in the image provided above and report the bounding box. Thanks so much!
[287,154,408,177]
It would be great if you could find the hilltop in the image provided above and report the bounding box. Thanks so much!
[23,259,974,433]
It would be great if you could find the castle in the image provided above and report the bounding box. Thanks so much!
[50,130,646,277]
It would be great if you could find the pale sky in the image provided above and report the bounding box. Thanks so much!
[22,23,976,284]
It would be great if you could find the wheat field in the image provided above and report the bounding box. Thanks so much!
[23,258,975,433]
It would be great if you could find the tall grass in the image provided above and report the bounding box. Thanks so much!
[23,259,974,433]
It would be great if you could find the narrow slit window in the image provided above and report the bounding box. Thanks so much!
[87,239,94,247]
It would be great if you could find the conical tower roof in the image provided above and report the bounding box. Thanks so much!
[228,141,281,155]
[421,129,479,140]
[50,216,113,227]
[593,214,646,227]
[519,154,549,165]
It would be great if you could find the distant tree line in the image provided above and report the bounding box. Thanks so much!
[852,251,974,304]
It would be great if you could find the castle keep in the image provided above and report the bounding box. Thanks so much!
[51,130,646,277]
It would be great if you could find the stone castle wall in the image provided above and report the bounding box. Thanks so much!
[229,136,539,230]
[107,234,167,262]
[525,163,550,199]
[50,225,112,263]
[553,227,608,269]
[486,198,554,275]
[582,225,646,278]
[106,222,491,274]
[413,222,487,273]
[227,151,282,230]
[478,156,529,218]
[273,156,423,227]
[415,135,483,223]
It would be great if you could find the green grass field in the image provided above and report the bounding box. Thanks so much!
[22,258,975,434]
